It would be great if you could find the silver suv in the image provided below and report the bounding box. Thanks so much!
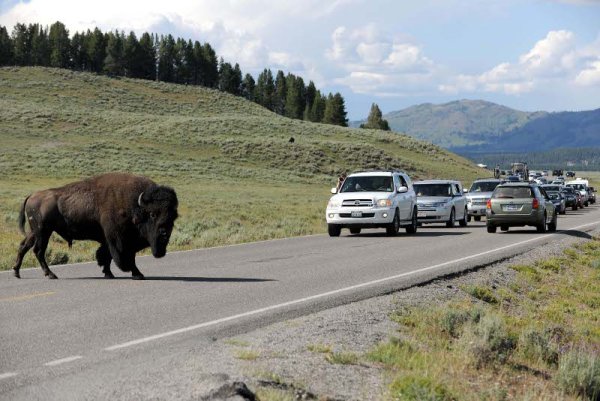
[465,178,503,222]
[414,180,468,227]
[326,170,418,236]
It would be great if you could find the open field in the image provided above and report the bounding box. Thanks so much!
[0,67,487,271]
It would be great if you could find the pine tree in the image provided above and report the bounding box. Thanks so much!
[30,24,50,66]
[138,32,156,80]
[87,27,106,73]
[241,73,255,101]
[254,68,274,110]
[360,103,390,131]
[200,42,218,87]
[309,90,326,122]
[70,31,89,70]
[273,70,287,115]
[157,34,176,82]
[285,73,305,120]
[49,21,70,68]
[0,26,13,66]
[104,31,124,76]
[323,92,348,126]
[12,23,32,66]
[303,81,317,120]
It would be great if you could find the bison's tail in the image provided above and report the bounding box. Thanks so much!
[17,195,30,236]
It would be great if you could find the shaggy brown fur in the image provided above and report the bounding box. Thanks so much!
[13,173,178,280]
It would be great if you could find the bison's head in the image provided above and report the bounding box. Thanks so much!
[136,185,179,258]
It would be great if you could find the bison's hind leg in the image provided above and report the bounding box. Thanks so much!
[13,232,35,278]
[33,231,57,279]
[96,244,114,279]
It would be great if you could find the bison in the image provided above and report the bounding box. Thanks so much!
[13,173,178,280]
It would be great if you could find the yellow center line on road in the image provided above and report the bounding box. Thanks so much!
[0,291,56,302]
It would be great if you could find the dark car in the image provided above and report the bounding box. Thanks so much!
[486,183,557,233]
[561,186,579,211]
[566,171,576,178]
[588,187,596,204]
[552,169,563,177]
[542,185,566,215]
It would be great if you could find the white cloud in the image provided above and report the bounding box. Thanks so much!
[440,30,600,95]
[326,24,440,95]
[575,60,600,85]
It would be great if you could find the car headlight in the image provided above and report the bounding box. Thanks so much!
[327,200,340,208]
[377,199,392,207]
[435,202,449,208]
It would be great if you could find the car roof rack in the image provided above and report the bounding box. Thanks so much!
[351,169,407,175]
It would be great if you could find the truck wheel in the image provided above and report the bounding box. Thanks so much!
[446,208,455,228]
[328,224,341,237]
[386,210,400,236]
[459,208,468,227]
[406,207,418,234]
[487,224,497,233]
[572,204,578,211]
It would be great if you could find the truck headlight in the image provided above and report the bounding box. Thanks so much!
[327,200,340,208]
[377,199,392,207]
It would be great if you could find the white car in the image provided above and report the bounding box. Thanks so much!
[326,170,418,236]
[414,180,468,227]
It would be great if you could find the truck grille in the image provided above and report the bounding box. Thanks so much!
[342,199,373,207]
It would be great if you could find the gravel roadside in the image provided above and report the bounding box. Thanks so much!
[211,228,599,401]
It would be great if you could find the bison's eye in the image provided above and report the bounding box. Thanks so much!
[150,212,157,220]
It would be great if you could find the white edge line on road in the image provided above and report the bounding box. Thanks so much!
[0,372,18,380]
[44,355,82,367]
[106,220,600,351]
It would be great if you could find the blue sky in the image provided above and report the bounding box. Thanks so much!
[1,0,599,119]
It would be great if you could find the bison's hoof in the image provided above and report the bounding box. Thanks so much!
[104,272,115,279]
[132,274,145,280]
[47,272,58,279]
[13,271,21,279]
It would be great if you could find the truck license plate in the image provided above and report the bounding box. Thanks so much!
[351,211,363,217]
[417,212,427,217]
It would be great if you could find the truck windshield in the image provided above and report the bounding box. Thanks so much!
[414,184,452,197]
[340,176,394,192]
[469,181,499,192]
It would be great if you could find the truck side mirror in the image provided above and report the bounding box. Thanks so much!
[397,186,408,193]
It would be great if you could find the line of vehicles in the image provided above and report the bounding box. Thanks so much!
[325,169,596,237]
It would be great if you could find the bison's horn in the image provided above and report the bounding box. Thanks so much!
[138,192,145,207]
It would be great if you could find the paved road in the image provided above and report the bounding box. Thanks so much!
[1,203,600,399]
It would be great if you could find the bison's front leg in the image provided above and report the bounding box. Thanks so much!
[96,244,114,279]
[107,243,144,280]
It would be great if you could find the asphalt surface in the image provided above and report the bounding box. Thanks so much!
[1,203,600,400]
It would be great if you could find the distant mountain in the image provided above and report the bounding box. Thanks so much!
[352,100,600,153]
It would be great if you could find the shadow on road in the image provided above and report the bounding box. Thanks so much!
[71,276,276,282]
[411,231,469,237]
[558,230,593,240]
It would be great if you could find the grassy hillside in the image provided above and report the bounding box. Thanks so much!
[0,67,486,271]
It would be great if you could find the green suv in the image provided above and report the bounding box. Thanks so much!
[486,183,557,233]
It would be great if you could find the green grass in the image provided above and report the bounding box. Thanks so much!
[370,238,600,401]
[0,67,487,271]
[233,349,260,361]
